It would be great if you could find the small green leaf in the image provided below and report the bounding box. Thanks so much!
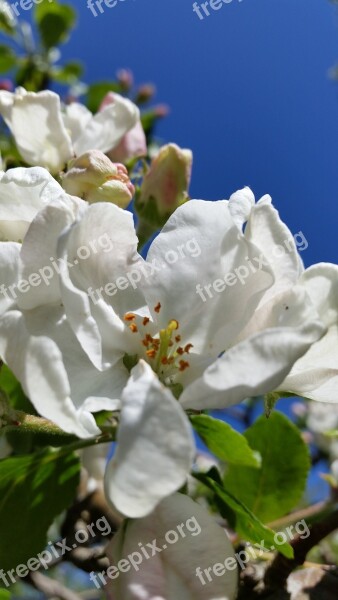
[35,1,76,49]
[0,364,35,414]
[51,61,83,83]
[191,414,261,467]
[0,590,10,598]
[0,448,80,571]
[0,45,16,73]
[223,412,310,523]
[194,472,293,559]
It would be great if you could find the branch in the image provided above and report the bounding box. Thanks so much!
[264,505,338,590]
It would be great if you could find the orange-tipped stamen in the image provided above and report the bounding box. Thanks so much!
[124,313,136,321]
[179,360,190,372]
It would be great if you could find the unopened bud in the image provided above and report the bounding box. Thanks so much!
[135,84,156,105]
[136,143,192,228]
[61,150,134,208]
[153,104,170,118]
[0,79,13,92]
[116,68,134,91]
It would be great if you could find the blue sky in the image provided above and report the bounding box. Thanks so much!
[63,0,338,267]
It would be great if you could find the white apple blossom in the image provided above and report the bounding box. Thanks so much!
[0,184,330,516]
[106,492,238,600]
[0,88,139,173]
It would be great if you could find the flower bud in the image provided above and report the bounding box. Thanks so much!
[134,83,156,104]
[0,79,13,92]
[61,150,134,208]
[136,143,192,229]
[116,68,134,92]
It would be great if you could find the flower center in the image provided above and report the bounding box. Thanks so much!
[123,303,193,382]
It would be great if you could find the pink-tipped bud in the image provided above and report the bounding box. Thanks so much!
[116,68,134,91]
[135,84,156,104]
[153,104,170,118]
[0,79,13,92]
[136,143,193,227]
[61,150,134,208]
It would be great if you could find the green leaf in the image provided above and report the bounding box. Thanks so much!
[51,61,83,83]
[0,364,35,414]
[191,414,261,467]
[35,1,76,49]
[0,45,16,73]
[223,411,310,523]
[0,448,80,571]
[194,472,293,559]
[0,590,10,599]
[87,81,121,113]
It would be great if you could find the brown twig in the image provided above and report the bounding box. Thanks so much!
[264,506,338,590]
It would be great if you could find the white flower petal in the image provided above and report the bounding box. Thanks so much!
[17,194,83,310]
[279,264,338,402]
[143,199,274,356]
[0,89,73,172]
[181,320,325,410]
[72,94,139,156]
[300,263,338,328]
[106,493,238,600]
[104,360,195,518]
[245,200,304,301]
[228,186,255,230]
[0,167,62,242]
[0,306,127,437]
[57,202,145,369]
[0,309,97,437]
[0,241,20,314]
[62,102,93,143]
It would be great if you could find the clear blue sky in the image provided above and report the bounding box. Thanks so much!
[63,0,338,267]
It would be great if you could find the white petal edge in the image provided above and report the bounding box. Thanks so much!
[106,492,238,600]
[104,360,195,518]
